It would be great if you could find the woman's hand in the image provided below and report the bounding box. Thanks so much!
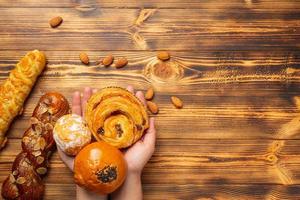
[57,87,106,200]
[112,86,156,200]
[57,86,156,200]
[123,85,156,175]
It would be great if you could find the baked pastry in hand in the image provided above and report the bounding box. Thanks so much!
[53,114,91,156]
[1,92,70,200]
[0,50,46,149]
[74,141,127,194]
[85,87,149,149]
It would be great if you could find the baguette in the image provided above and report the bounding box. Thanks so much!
[0,50,46,149]
[1,92,70,200]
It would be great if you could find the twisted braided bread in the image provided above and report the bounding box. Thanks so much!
[1,92,70,200]
[0,50,46,149]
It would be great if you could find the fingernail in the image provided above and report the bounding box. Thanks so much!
[85,87,91,91]
[92,89,98,93]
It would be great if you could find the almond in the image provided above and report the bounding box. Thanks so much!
[16,177,26,184]
[157,51,170,61]
[45,123,53,131]
[9,174,15,183]
[49,16,63,28]
[32,151,41,157]
[171,96,183,108]
[79,52,89,65]
[115,57,128,68]
[33,142,40,151]
[145,88,154,100]
[36,156,44,164]
[36,167,47,175]
[34,123,42,135]
[39,137,46,150]
[102,54,114,66]
[30,117,39,125]
[22,136,30,145]
[12,170,18,176]
[146,101,159,114]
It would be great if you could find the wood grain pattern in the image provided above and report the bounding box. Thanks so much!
[1,0,300,199]
[0,7,299,51]
[1,0,300,9]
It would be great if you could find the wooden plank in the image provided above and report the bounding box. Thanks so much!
[0,1,300,199]
[1,139,300,185]
[0,8,299,51]
[1,183,300,200]
[1,0,300,9]
[1,51,300,139]
[143,184,300,200]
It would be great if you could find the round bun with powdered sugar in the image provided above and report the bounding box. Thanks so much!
[53,114,91,156]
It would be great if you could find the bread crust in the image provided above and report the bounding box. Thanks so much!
[0,50,46,149]
[1,92,70,200]
[85,87,149,149]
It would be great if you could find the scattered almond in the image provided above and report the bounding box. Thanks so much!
[49,16,63,28]
[36,167,47,175]
[79,52,89,65]
[171,96,183,108]
[145,88,154,100]
[157,51,170,61]
[16,177,26,184]
[102,54,114,66]
[146,101,159,114]
[115,57,128,68]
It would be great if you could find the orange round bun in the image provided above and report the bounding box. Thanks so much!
[74,141,127,194]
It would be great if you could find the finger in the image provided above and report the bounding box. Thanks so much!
[57,146,74,171]
[82,87,92,117]
[72,91,82,116]
[92,88,98,94]
[126,85,134,94]
[135,91,146,106]
[143,117,156,149]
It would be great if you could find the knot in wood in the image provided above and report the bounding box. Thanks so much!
[144,58,184,83]
[265,153,279,165]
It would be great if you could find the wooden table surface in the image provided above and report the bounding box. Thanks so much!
[1,0,300,199]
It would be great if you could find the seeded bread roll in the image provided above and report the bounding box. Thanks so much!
[0,50,46,149]
[85,87,149,149]
[1,92,70,200]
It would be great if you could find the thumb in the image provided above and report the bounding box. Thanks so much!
[143,118,156,150]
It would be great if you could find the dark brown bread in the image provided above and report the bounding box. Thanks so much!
[1,92,70,200]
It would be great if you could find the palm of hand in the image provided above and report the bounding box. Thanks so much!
[123,126,155,174]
